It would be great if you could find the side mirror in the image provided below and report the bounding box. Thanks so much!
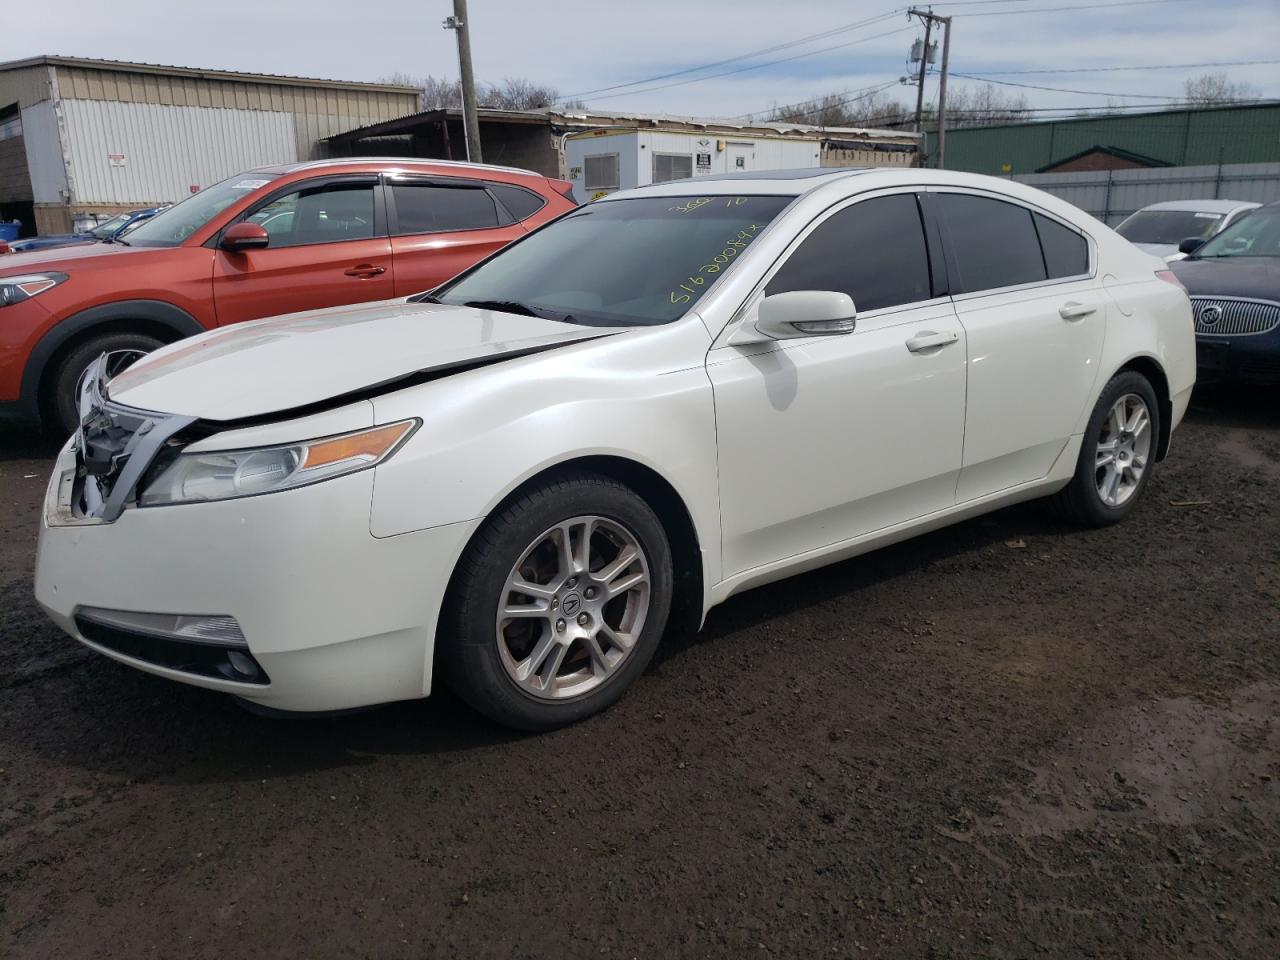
[1178,236,1206,256]
[731,290,857,344]
[220,222,270,252]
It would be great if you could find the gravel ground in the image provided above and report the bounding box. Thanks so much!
[1,386,1277,959]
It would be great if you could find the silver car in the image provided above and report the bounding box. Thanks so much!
[1116,199,1259,261]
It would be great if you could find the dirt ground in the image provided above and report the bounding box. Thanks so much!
[1,386,1277,959]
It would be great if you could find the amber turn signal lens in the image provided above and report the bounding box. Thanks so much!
[301,421,415,469]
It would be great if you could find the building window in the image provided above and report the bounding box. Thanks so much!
[584,154,619,191]
[0,104,21,142]
[653,153,693,184]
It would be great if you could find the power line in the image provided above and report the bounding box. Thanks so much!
[558,9,904,101]
[950,71,1193,99]
[734,80,905,123]
[959,58,1280,75]
[582,26,915,105]
[951,0,1194,15]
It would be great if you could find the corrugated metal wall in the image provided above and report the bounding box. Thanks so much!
[930,105,1280,175]
[61,99,297,205]
[1014,162,1280,225]
[20,101,67,203]
[55,64,418,160]
[0,64,52,111]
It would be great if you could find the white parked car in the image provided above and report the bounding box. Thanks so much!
[1115,199,1259,261]
[35,168,1196,730]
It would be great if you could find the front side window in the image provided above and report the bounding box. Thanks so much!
[436,194,793,327]
[1194,205,1280,258]
[653,154,693,184]
[391,184,500,234]
[246,182,375,248]
[939,193,1046,293]
[766,193,932,313]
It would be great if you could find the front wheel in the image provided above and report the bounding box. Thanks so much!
[441,473,673,731]
[50,332,163,436]
[1051,370,1161,527]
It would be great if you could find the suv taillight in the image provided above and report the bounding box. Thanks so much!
[1155,269,1186,291]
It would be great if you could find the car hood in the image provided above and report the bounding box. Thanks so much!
[107,298,629,422]
[1169,256,1280,301]
[0,239,136,273]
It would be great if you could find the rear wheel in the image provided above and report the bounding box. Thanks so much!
[1051,370,1160,527]
[49,332,163,436]
[441,473,673,731]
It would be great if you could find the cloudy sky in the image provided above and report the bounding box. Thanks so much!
[4,0,1278,121]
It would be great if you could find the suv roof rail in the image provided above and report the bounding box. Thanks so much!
[277,157,540,177]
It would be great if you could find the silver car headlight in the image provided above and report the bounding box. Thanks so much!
[138,419,418,507]
[0,272,68,307]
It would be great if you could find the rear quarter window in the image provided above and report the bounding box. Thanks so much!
[489,183,547,222]
[1034,214,1089,279]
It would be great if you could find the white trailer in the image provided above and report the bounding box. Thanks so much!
[565,128,822,201]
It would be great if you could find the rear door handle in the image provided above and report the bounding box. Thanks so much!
[1059,301,1096,321]
[905,330,959,353]
[344,264,387,278]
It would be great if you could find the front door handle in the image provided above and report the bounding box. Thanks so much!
[344,264,387,278]
[1059,301,1096,321]
[905,330,959,353]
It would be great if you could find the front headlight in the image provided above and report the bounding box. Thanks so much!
[0,272,68,307]
[138,419,418,507]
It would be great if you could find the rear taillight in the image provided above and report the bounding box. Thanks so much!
[551,179,578,203]
[1155,269,1186,291]
[0,241,9,255]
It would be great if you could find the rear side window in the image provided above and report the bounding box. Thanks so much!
[392,184,500,234]
[489,183,546,222]
[939,193,1046,293]
[1034,213,1089,279]
[766,193,932,313]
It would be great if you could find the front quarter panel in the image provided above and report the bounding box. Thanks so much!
[369,317,721,579]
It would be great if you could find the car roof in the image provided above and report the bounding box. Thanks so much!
[255,157,547,180]
[1134,199,1260,214]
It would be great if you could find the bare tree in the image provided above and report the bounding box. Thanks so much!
[767,83,1029,130]
[379,73,581,112]
[1182,72,1260,105]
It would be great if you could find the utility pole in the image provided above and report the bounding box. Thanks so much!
[912,16,933,136]
[907,8,953,168]
[443,0,482,163]
[936,15,952,170]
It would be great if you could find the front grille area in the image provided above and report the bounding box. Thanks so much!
[76,613,270,685]
[1191,297,1280,336]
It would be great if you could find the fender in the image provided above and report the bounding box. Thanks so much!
[15,300,207,423]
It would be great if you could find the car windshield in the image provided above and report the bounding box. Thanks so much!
[87,213,132,238]
[124,175,277,247]
[435,194,794,326]
[1115,209,1224,245]
[1194,205,1279,258]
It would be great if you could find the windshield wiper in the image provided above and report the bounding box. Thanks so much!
[102,236,131,246]
[462,299,542,318]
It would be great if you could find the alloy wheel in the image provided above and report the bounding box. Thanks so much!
[496,515,651,700]
[1095,392,1152,507]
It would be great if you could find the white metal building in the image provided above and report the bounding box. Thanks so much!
[564,118,918,200]
[0,56,419,235]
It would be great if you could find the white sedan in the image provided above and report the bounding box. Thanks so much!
[35,168,1196,730]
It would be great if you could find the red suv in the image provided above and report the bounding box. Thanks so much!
[0,159,577,434]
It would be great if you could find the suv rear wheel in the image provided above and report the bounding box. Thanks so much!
[49,332,163,437]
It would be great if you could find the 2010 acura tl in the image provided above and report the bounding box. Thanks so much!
[35,168,1196,731]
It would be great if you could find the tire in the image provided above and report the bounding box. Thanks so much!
[49,332,164,436]
[1050,370,1161,527]
[441,472,673,731]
